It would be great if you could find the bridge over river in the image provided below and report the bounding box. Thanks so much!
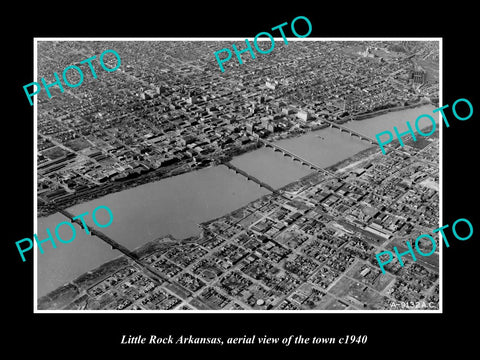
[223,162,276,192]
[317,118,378,145]
[55,207,172,285]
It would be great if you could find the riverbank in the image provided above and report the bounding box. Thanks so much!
[327,145,379,172]
[38,100,430,218]
[37,134,381,308]
[37,234,183,310]
[348,100,433,122]
[186,141,379,231]
[38,102,432,218]
[38,142,262,218]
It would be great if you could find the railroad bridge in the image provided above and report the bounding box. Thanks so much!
[223,162,276,193]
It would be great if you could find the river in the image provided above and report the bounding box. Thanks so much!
[36,104,437,298]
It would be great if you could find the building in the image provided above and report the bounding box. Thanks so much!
[245,121,256,134]
[265,81,277,90]
[282,107,295,115]
[140,89,158,100]
[360,267,371,277]
[343,95,358,113]
[296,110,313,122]
[411,70,426,84]
[260,116,273,129]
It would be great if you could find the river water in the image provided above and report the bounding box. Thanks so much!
[37,104,437,297]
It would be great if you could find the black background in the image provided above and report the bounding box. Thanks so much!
[5,3,478,356]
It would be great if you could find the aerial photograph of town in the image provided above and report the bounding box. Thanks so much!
[35,39,440,311]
